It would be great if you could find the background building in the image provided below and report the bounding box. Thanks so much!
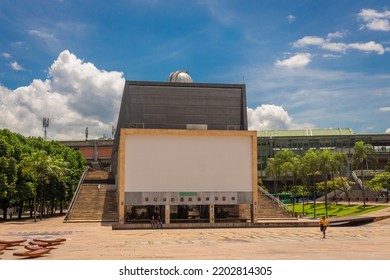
[257,128,390,193]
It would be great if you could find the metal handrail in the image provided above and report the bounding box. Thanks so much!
[258,185,291,214]
[351,171,363,190]
[64,166,90,221]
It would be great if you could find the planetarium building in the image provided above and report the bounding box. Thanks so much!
[111,71,258,225]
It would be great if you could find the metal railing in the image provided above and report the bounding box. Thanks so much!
[64,166,90,221]
[351,171,364,190]
[258,185,291,214]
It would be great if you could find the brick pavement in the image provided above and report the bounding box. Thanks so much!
[1,208,390,260]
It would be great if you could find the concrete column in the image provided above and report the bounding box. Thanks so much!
[209,204,215,224]
[251,201,258,223]
[165,205,170,224]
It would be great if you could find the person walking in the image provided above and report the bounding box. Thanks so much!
[319,216,330,238]
[152,207,162,229]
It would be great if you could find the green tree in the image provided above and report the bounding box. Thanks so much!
[368,173,390,203]
[353,141,376,207]
[279,150,295,200]
[21,151,47,221]
[0,156,17,219]
[21,151,69,220]
[318,150,333,217]
[293,185,311,216]
[385,158,390,173]
[290,155,302,214]
[330,152,348,205]
[1,129,86,220]
[43,156,69,217]
[0,137,18,219]
[265,157,280,194]
[302,150,319,217]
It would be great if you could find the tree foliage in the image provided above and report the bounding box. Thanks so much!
[353,141,376,207]
[0,129,86,220]
[264,142,379,217]
[368,172,390,203]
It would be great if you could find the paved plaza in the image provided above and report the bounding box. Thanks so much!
[1,207,390,260]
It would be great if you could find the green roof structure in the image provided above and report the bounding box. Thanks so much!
[257,128,354,137]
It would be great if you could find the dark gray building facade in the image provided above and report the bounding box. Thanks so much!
[112,80,248,174]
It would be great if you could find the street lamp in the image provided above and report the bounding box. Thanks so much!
[347,153,353,177]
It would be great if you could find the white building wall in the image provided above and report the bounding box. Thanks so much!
[124,134,253,192]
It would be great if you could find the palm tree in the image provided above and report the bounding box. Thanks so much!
[265,157,280,194]
[21,151,45,221]
[353,141,376,207]
[279,150,295,201]
[332,152,348,205]
[318,150,333,218]
[21,151,68,221]
[41,156,69,218]
[302,150,319,217]
[290,155,302,214]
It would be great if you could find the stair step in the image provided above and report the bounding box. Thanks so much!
[66,170,118,222]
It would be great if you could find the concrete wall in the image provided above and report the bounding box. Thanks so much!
[124,134,253,192]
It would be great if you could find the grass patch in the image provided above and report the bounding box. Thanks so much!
[288,203,388,218]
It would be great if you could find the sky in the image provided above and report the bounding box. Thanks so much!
[0,0,389,140]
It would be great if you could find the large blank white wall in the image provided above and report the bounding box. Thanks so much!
[124,134,253,192]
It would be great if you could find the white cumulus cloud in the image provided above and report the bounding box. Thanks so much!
[348,41,385,55]
[358,8,390,31]
[322,42,348,53]
[2,52,12,58]
[248,105,292,130]
[327,32,344,39]
[0,50,125,140]
[10,61,24,71]
[293,36,325,48]
[247,104,315,131]
[293,34,386,55]
[274,53,312,69]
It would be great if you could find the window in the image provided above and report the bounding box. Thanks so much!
[145,197,149,202]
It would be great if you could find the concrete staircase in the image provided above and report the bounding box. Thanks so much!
[83,170,115,184]
[257,190,291,219]
[64,170,118,222]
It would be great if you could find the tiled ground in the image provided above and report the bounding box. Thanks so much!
[1,210,390,260]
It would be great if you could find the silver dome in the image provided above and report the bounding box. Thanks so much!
[168,70,193,83]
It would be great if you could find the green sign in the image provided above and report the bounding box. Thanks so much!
[179,192,198,197]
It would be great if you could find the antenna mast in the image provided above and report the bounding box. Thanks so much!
[43,117,49,140]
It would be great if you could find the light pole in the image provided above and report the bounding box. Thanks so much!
[42,117,49,140]
[360,157,366,207]
[347,154,353,178]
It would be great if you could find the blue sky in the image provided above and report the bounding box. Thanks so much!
[0,0,389,139]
